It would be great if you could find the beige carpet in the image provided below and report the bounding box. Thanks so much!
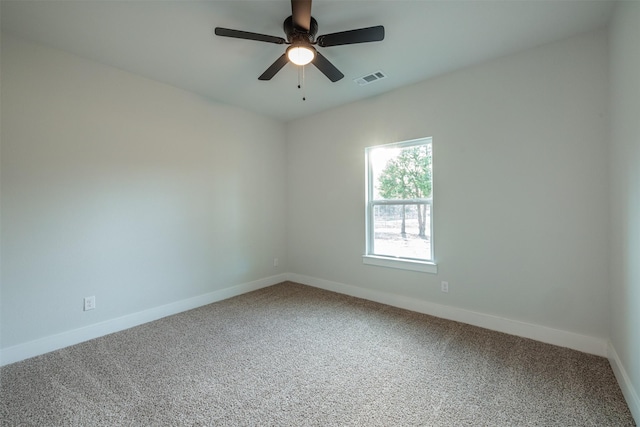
[0,282,635,426]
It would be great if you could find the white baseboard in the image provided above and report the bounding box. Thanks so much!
[608,342,640,424]
[0,272,611,366]
[287,273,609,357]
[0,274,288,367]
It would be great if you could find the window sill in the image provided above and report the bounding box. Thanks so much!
[362,255,438,274]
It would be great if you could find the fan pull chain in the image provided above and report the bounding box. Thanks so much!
[296,65,306,101]
[302,65,306,101]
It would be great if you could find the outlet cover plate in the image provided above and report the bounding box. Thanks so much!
[441,281,449,293]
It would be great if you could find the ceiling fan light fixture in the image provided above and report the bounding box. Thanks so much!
[215,0,384,82]
[287,44,315,66]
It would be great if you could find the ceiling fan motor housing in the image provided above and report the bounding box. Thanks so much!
[284,16,318,43]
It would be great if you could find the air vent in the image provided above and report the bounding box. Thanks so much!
[354,70,387,86]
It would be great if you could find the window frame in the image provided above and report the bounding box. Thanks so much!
[363,137,437,274]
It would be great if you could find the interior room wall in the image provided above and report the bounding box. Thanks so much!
[0,35,287,353]
[286,30,610,347]
[608,0,640,420]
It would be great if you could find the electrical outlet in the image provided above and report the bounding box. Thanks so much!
[84,296,96,311]
[273,258,279,267]
[441,281,449,293]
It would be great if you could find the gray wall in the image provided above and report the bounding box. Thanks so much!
[609,0,640,419]
[0,35,287,349]
[286,30,609,340]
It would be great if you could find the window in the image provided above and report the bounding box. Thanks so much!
[364,137,436,273]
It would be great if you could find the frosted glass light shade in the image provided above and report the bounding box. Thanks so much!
[287,46,315,66]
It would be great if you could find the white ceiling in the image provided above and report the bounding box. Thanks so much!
[1,0,615,122]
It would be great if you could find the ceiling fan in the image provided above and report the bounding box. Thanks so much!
[214,0,385,83]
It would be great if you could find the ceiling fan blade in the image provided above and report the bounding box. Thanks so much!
[312,51,344,82]
[316,25,385,47]
[258,54,289,80]
[291,0,312,31]
[215,27,286,44]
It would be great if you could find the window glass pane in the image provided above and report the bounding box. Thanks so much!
[372,204,431,260]
[370,143,432,201]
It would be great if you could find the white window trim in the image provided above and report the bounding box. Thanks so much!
[362,255,438,274]
[364,137,437,274]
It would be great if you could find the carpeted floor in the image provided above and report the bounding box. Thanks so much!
[0,281,635,426]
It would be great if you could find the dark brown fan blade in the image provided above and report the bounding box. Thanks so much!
[312,51,344,82]
[215,28,286,44]
[291,0,312,31]
[258,54,289,80]
[316,26,384,47]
